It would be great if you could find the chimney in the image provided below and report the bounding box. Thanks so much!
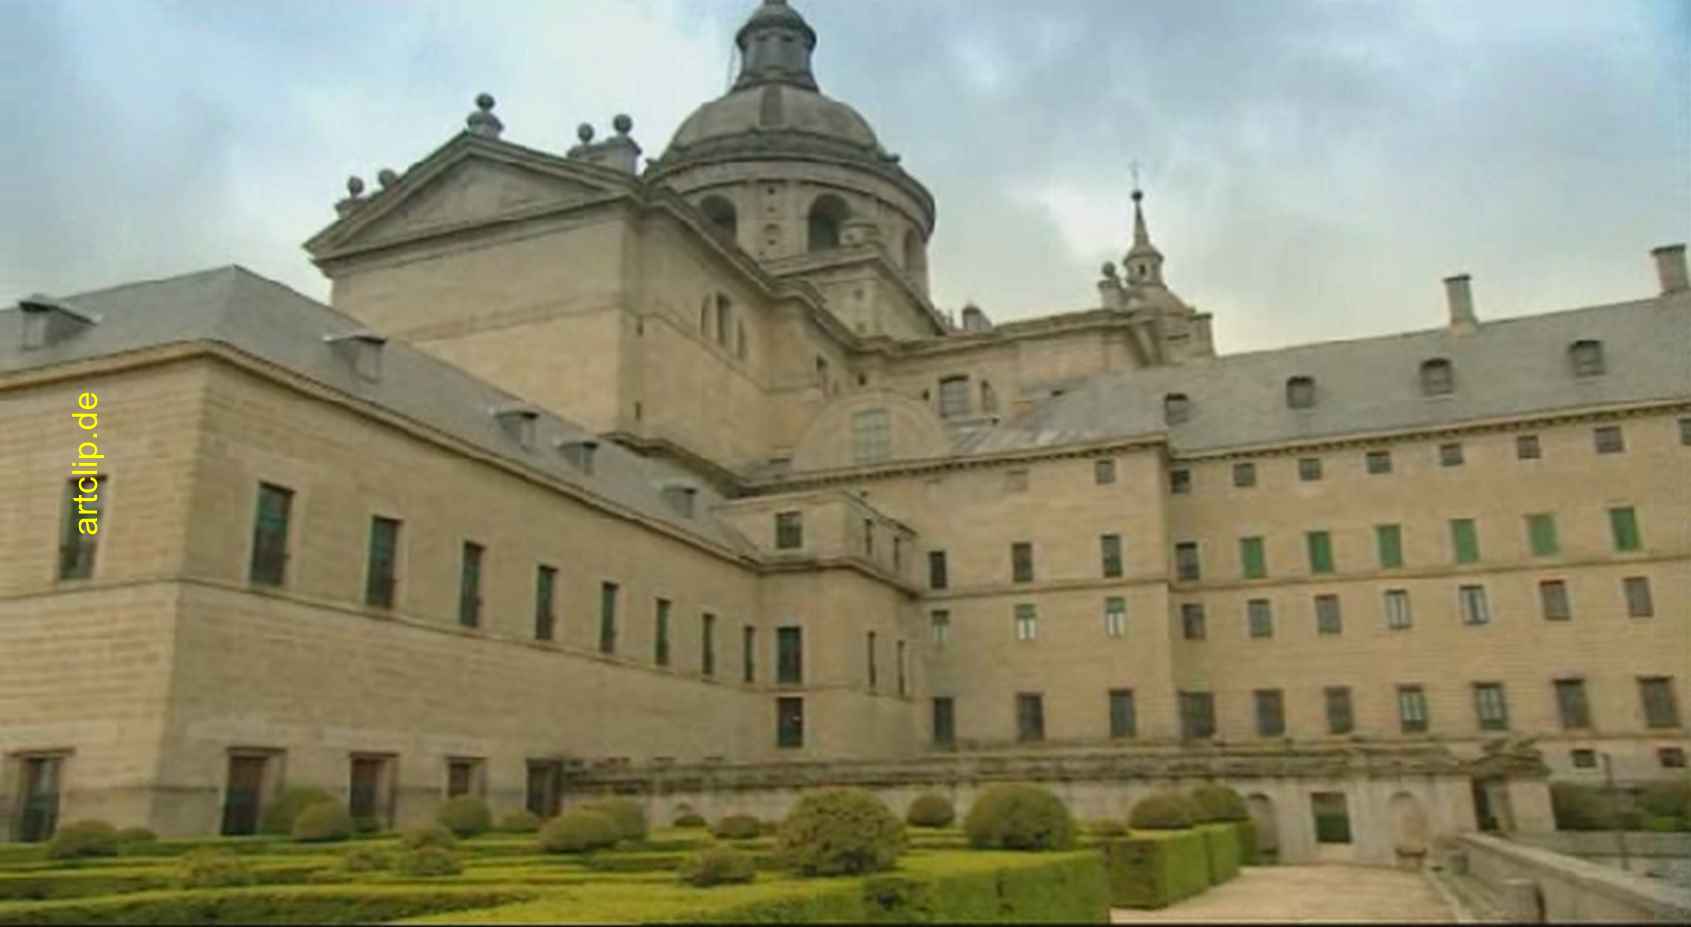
[324,331,386,382]
[1652,243,1688,295]
[17,294,96,350]
[1444,274,1477,334]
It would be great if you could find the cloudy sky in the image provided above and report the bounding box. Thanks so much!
[2,0,1686,353]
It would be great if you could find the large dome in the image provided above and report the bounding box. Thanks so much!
[666,84,880,155]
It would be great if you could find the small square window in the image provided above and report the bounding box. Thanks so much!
[1006,469,1029,492]
[1594,426,1625,454]
[1680,417,1691,446]
[1094,459,1117,485]
[1439,443,1464,467]
[1170,469,1191,495]
[1298,458,1323,482]
[1180,603,1206,640]
[1365,450,1393,475]
[1571,749,1597,769]
[1662,747,1687,769]
[1516,435,1541,460]
[1233,462,1256,488]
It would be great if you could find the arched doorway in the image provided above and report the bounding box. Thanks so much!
[1247,793,1278,864]
[1389,792,1430,868]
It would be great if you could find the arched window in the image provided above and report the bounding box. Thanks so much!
[808,194,849,252]
[700,195,737,241]
[981,380,998,414]
[715,294,732,347]
[1286,376,1316,410]
[1164,393,1191,425]
[699,297,711,337]
[1420,358,1454,396]
[736,321,748,361]
[1569,340,1604,378]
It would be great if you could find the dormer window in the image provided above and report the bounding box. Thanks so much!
[492,405,539,449]
[1164,393,1191,425]
[660,483,699,519]
[557,438,599,475]
[18,295,95,350]
[325,331,386,382]
[937,375,970,418]
[1569,340,1605,378]
[1286,376,1316,410]
[1420,359,1454,397]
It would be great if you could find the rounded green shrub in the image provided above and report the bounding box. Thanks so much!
[46,820,119,860]
[905,793,956,828]
[435,796,493,838]
[292,800,354,843]
[674,812,708,829]
[712,814,763,840]
[963,784,1077,851]
[351,816,383,836]
[677,846,757,887]
[115,826,158,845]
[537,810,619,853]
[1639,779,1691,820]
[498,809,542,834]
[1088,819,1127,837]
[401,825,458,851]
[1551,783,1618,831]
[776,788,905,877]
[1129,791,1200,831]
[340,846,392,873]
[260,786,335,835]
[1188,784,1249,823]
[395,846,462,877]
[175,849,256,889]
[579,798,647,842]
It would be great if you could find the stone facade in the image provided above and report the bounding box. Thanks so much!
[2,0,1687,863]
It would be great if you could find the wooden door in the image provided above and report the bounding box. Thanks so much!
[220,755,268,836]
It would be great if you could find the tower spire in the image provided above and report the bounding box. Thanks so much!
[1125,181,1165,287]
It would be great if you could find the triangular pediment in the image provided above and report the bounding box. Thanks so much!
[307,137,634,258]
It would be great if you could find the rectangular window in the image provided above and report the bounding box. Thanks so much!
[1640,677,1680,728]
[1594,425,1625,454]
[1255,689,1285,737]
[1451,518,1480,564]
[864,519,874,557]
[1011,542,1034,583]
[851,409,890,464]
[525,761,562,819]
[366,516,400,608]
[1247,598,1273,638]
[250,483,293,586]
[1376,524,1404,569]
[1398,685,1429,733]
[1312,792,1352,845]
[654,598,671,666]
[459,542,484,628]
[1104,596,1126,638]
[930,610,950,645]
[1517,434,1541,460]
[1384,589,1413,630]
[896,640,906,696]
[1572,749,1597,769]
[1325,686,1354,734]
[1240,536,1267,579]
[701,613,716,677]
[1554,679,1591,730]
[1681,417,1691,446]
[1233,462,1257,487]
[1474,683,1509,731]
[598,582,618,653]
[776,697,804,748]
[1539,580,1571,621]
[1095,458,1117,485]
[1623,576,1654,618]
[1298,457,1323,482]
[446,757,484,798]
[1005,469,1029,492]
[1609,506,1641,552]
[534,565,557,641]
[1181,603,1206,640]
[1109,689,1137,739]
[1459,585,1490,625]
[1016,693,1045,742]
[1170,468,1191,495]
[742,625,755,683]
[350,755,394,827]
[1100,534,1123,578]
[1439,443,1464,467]
[776,626,803,684]
[1526,513,1559,557]
[1175,542,1201,582]
[938,375,971,418]
[866,631,877,690]
[1315,594,1342,635]
[1014,604,1038,641]
[774,511,803,550]
[1365,450,1393,474]
[928,550,948,590]
[1662,747,1687,769]
[1306,530,1334,574]
[60,477,104,581]
[220,754,270,837]
[1180,691,1216,739]
[16,754,64,843]
[932,697,955,747]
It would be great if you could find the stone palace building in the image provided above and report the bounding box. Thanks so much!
[3,0,1687,866]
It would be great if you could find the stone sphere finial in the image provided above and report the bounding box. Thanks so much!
[612,113,633,135]
[1101,261,1117,279]
[377,168,398,188]
[346,175,365,197]
[577,123,595,144]
[476,92,495,112]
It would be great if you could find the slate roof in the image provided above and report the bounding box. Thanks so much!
[0,266,758,557]
[957,296,1691,456]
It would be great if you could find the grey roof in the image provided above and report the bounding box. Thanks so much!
[960,297,1691,456]
[0,266,758,557]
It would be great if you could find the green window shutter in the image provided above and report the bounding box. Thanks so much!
[1527,514,1558,556]
[1375,524,1404,569]
[1609,507,1640,552]
[1307,531,1334,574]
[1240,537,1266,579]
[1451,519,1479,564]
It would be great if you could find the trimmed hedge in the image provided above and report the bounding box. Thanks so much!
[339,846,391,873]
[1088,820,1127,837]
[497,810,541,834]
[537,810,619,854]
[677,847,757,887]
[291,801,353,843]
[114,828,158,846]
[45,821,119,860]
[260,788,335,836]
[1196,823,1240,884]
[0,886,529,926]
[963,784,1076,851]
[1128,792,1198,831]
[436,797,494,838]
[1235,817,1260,865]
[1188,784,1249,823]
[1639,779,1691,820]
[776,788,905,876]
[175,849,255,889]
[403,826,459,851]
[713,815,763,841]
[396,847,463,877]
[905,794,956,829]
[1102,831,1210,909]
[673,813,708,829]
[578,799,648,842]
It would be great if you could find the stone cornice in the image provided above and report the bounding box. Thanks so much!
[763,245,949,336]
[743,435,1169,495]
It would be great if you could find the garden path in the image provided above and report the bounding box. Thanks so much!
[1110,864,1455,924]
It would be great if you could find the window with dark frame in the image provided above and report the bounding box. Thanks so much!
[366,516,400,608]
[1376,524,1404,569]
[1459,585,1490,625]
[701,613,716,677]
[1247,599,1274,639]
[1175,542,1201,581]
[937,375,971,418]
[1109,689,1136,738]
[250,483,293,587]
[776,697,804,748]
[1439,443,1464,467]
[1384,589,1413,630]
[896,640,906,696]
[1594,425,1625,454]
[932,697,955,747]
[534,565,556,641]
[1104,596,1126,638]
[1365,450,1393,474]
[1094,458,1117,485]
[1398,685,1429,733]
[1571,749,1597,769]
[1233,462,1256,488]
[1539,580,1571,621]
[930,610,950,644]
[928,550,948,590]
[1100,534,1124,578]
[1255,689,1286,737]
[1011,542,1034,583]
[1181,603,1206,640]
[1660,748,1686,769]
[1420,358,1454,396]
[60,476,103,580]
[1474,683,1509,731]
[1170,468,1191,494]
[1325,686,1354,734]
[1286,376,1316,409]
[1015,692,1045,742]
[1640,677,1680,728]
[774,511,803,550]
[1315,594,1342,635]
[1014,603,1038,641]
[598,582,618,653]
[1517,434,1541,460]
[459,542,484,628]
[1554,679,1590,729]
[1570,339,1605,377]
[1179,690,1216,739]
[742,625,755,683]
[777,626,802,684]
[1298,457,1323,481]
[866,631,877,690]
[655,598,671,666]
[1623,576,1654,618]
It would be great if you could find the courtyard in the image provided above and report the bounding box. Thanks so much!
[1110,865,1454,924]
